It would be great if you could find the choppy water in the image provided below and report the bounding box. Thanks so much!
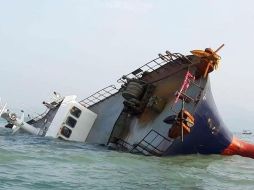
[0,122,254,190]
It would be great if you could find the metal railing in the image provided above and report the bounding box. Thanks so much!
[130,129,173,156]
[79,85,119,107]
[26,109,48,124]
[112,130,173,156]
[79,51,193,108]
[117,51,192,83]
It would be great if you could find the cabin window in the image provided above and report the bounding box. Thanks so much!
[61,126,72,138]
[66,116,77,128]
[70,106,82,118]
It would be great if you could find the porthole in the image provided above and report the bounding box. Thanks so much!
[70,106,82,118]
[66,116,77,128]
[61,126,72,138]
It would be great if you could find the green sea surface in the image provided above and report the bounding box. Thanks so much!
[0,121,254,190]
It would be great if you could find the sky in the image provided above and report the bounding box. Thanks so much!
[0,0,254,130]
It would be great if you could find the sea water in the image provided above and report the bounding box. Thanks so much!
[0,120,254,190]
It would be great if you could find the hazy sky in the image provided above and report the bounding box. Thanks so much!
[0,0,254,130]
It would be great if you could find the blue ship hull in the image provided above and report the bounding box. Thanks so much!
[164,80,233,155]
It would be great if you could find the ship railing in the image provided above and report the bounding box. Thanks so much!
[130,129,173,156]
[117,51,193,84]
[112,130,173,156]
[27,109,48,124]
[79,85,119,107]
[115,139,134,151]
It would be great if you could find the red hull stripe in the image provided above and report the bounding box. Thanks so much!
[222,136,254,159]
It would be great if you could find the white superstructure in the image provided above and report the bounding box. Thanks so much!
[0,94,97,143]
[45,95,97,142]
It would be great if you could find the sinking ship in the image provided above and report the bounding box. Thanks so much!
[1,44,254,159]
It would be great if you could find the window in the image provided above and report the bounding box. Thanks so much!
[66,116,77,128]
[61,126,72,138]
[70,106,82,118]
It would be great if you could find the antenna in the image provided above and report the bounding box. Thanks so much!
[0,103,7,116]
[215,44,225,53]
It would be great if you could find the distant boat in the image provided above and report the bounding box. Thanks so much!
[242,130,252,135]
